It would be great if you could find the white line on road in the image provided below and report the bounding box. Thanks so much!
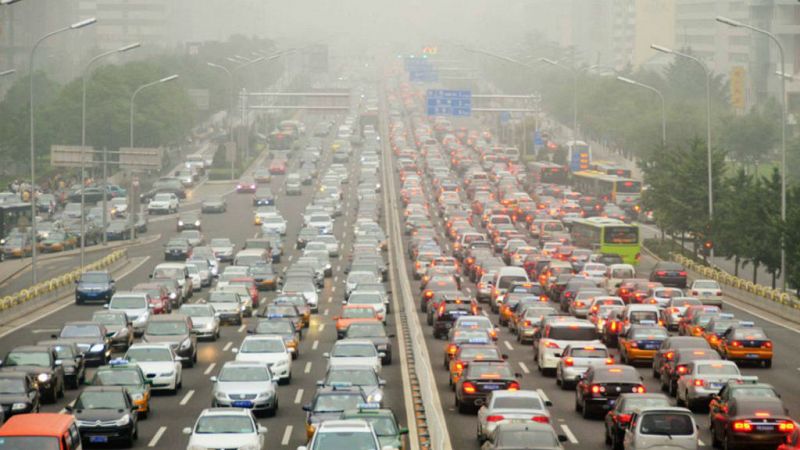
[281,425,293,445]
[204,362,216,375]
[327,296,333,303]
[148,426,167,447]
[504,341,514,351]
[481,310,489,317]
[304,361,312,373]
[312,339,319,350]
[318,324,325,332]
[699,440,705,446]
[518,362,530,374]
[334,276,339,283]
[560,424,579,444]
[223,341,232,351]
[323,308,329,316]
[179,390,194,405]
[294,389,304,404]
[238,324,246,332]
[331,286,336,293]
[31,328,60,334]
[537,388,551,405]
[58,399,75,414]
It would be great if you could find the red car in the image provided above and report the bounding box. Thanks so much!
[132,282,171,314]
[269,159,287,175]
[616,279,658,304]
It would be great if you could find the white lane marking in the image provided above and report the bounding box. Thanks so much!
[327,296,333,303]
[560,424,579,444]
[699,439,706,446]
[334,276,339,282]
[238,324,246,332]
[318,323,325,332]
[722,296,800,335]
[304,361,312,373]
[281,425,293,446]
[148,426,167,447]
[323,308,329,316]
[223,341,233,351]
[518,362,530,374]
[481,310,489,317]
[179,390,194,405]
[58,399,76,414]
[331,286,336,294]
[336,265,341,272]
[504,341,514,351]
[32,328,60,334]
[312,339,319,350]
[294,389,304,404]
[537,388,551,405]
[204,362,216,375]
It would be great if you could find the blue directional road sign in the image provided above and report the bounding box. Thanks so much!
[426,89,472,117]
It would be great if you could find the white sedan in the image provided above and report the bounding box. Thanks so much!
[324,339,383,374]
[233,336,292,384]
[689,279,723,306]
[260,215,287,235]
[124,343,183,394]
[477,390,552,442]
[183,408,266,450]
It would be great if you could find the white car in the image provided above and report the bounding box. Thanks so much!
[534,319,601,374]
[109,197,128,217]
[675,360,744,411]
[183,408,266,450]
[209,238,235,262]
[124,343,183,394]
[260,216,287,235]
[689,279,723,306]
[147,193,179,214]
[580,263,608,285]
[107,292,151,336]
[345,291,387,324]
[622,407,698,450]
[605,263,636,291]
[233,336,292,384]
[306,213,334,234]
[299,419,388,450]
[324,339,383,374]
[477,390,552,442]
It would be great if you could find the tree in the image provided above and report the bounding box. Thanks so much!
[719,102,780,168]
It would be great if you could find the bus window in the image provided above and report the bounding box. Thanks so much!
[604,226,638,244]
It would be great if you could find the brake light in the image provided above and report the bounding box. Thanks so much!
[694,379,705,387]
[462,382,477,394]
[679,271,687,277]
[630,341,639,348]
[438,305,445,315]
[665,351,675,360]
[730,341,742,348]
[709,335,719,344]
[564,357,574,367]
[448,344,457,355]
[610,321,618,332]
[507,381,520,391]
[605,357,614,365]
[632,385,646,393]
[486,415,504,422]
[531,415,549,423]
[523,320,532,327]
[489,329,497,339]
[761,341,772,349]
[656,271,666,276]
[591,385,606,395]
[617,413,632,424]
[733,420,752,432]
[424,291,434,299]
[779,421,796,432]
[545,341,560,349]
[677,365,688,374]
[455,362,464,371]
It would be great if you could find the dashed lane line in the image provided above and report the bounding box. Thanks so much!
[304,361,312,373]
[238,324,246,332]
[560,424,579,444]
[518,362,530,374]
[148,426,167,447]
[180,390,194,405]
[204,362,216,375]
[294,389,304,404]
[312,339,319,350]
[281,425,293,446]
[318,324,325,332]
[503,340,514,351]
[223,341,232,351]
[537,388,551,405]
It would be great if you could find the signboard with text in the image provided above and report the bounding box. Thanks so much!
[426,89,472,117]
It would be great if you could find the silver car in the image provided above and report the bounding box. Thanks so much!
[555,344,612,389]
[675,360,744,411]
[107,292,150,336]
[476,390,552,443]
[211,361,278,416]
[207,291,244,325]
[179,303,220,341]
[662,297,703,331]
[318,365,386,405]
[623,407,698,450]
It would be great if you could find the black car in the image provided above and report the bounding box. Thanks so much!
[105,219,132,241]
[141,314,197,367]
[68,386,139,447]
[253,187,275,206]
[454,360,520,413]
[75,271,115,305]
[575,365,646,418]
[36,340,85,389]
[177,212,201,232]
[0,373,40,419]
[0,345,65,403]
[164,238,192,261]
[68,187,109,204]
[140,177,186,201]
[649,261,688,288]
[92,310,134,351]
[54,321,111,367]
[342,321,393,365]
[432,301,474,339]
[200,196,227,213]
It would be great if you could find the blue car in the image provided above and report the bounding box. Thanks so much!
[75,271,115,305]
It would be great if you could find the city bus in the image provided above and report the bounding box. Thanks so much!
[570,217,640,265]
[571,170,642,208]
[0,202,33,240]
[590,160,632,178]
[526,161,568,187]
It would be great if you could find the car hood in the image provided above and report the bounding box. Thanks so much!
[209,302,239,312]
[216,381,274,394]
[142,334,188,346]
[188,434,259,448]
[329,357,380,369]
[75,409,128,422]
[131,361,174,373]
[235,353,289,365]
[190,317,216,328]
[57,337,105,352]
[0,366,53,376]
[78,283,112,291]
[0,394,32,404]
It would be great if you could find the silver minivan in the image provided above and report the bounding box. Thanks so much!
[623,407,698,450]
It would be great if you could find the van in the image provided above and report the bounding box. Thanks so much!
[233,249,268,267]
[151,263,190,301]
[620,304,662,334]
[605,263,636,290]
[0,412,82,449]
[623,407,698,450]
[503,147,520,163]
[491,266,529,306]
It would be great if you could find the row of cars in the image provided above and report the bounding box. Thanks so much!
[387,78,796,450]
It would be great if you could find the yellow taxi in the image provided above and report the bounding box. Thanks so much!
[443,329,492,369]
[448,344,505,388]
[700,313,741,353]
[718,322,773,368]
[618,321,669,365]
[90,360,152,417]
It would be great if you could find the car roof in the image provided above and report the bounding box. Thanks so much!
[490,389,542,399]
[200,407,254,417]
[0,413,75,436]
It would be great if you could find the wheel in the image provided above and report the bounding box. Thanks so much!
[763,359,772,368]
[575,394,583,412]
[581,401,592,419]
[605,427,612,445]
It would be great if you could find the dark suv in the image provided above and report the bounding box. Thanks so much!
[649,262,687,288]
[75,271,115,305]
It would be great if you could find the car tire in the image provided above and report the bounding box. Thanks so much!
[581,401,593,419]
[605,427,612,445]
[575,394,583,412]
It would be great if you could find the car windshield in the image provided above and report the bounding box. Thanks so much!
[730,387,778,398]
[493,396,543,410]
[630,311,659,322]
[255,321,293,334]
[75,391,127,410]
[93,312,125,326]
[467,364,513,378]
[3,351,49,367]
[498,430,558,447]
[240,339,284,353]
[50,345,76,359]
[209,292,239,303]
[181,305,213,317]
[0,378,26,394]
[95,369,142,386]
[732,329,768,340]
[218,365,270,382]
[0,437,61,450]
[195,416,254,434]
[361,416,398,436]
[125,347,171,362]
[343,308,375,319]
[611,268,634,278]
[346,324,385,338]
[210,239,232,247]
[146,321,188,335]
[311,431,376,449]
[639,413,694,436]
[60,324,101,338]
[332,344,376,358]
[81,273,109,284]
[327,369,378,386]
[111,296,146,309]
[314,394,363,412]
[348,295,381,305]
[548,326,597,340]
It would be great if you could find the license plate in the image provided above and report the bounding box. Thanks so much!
[232,401,254,408]
[702,292,711,297]
[643,344,658,350]
[607,399,616,406]
[89,436,108,443]
[710,383,723,389]
[746,354,760,359]
[483,384,500,390]
[756,425,774,431]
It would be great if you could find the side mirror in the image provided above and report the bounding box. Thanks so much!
[209,376,218,382]
[258,425,268,434]
[501,354,509,360]
[50,333,58,339]
[388,333,396,338]
[64,405,73,412]
[558,434,568,443]
[399,427,409,435]
[148,274,153,278]
[231,348,239,354]
[316,380,323,387]
[302,403,312,412]
[323,352,330,358]
[545,399,553,407]
[378,352,386,359]
[182,427,192,435]
[514,372,523,378]
[378,379,386,387]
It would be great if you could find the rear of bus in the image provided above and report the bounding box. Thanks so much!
[600,224,640,266]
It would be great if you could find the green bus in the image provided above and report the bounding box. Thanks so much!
[570,217,640,265]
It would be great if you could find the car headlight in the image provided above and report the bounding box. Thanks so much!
[178,221,184,226]
[63,366,76,374]
[377,344,388,351]
[115,414,131,426]
[180,338,191,350]
[215,391,227,400]
[194,220,200,226]
[169,292,177,299]
[367,391,383,403]
[257,391,272,399]
[11,402,27,411]
[37,373,50,383]
[274,359,288,367]
[90,343,105,353]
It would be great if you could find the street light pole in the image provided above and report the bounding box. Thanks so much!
[130,74,180,148]
[716,16,787,289]
[617,76,667,148]
[79,42,140,269]
[651,43,714,260]
[29,17,96,285]
[540,58,578,141]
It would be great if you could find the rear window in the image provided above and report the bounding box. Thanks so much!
[493,396,543,410]
[731,328,768,340]
[569,347,608,358]
[638,413,694,436]
[629,311,658,322]
[548,326,598,341]
[611,268,634,278]
[697,363,739,376]
[498,275,528,289]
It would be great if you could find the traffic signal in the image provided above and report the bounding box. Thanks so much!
[702,240,713,256]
